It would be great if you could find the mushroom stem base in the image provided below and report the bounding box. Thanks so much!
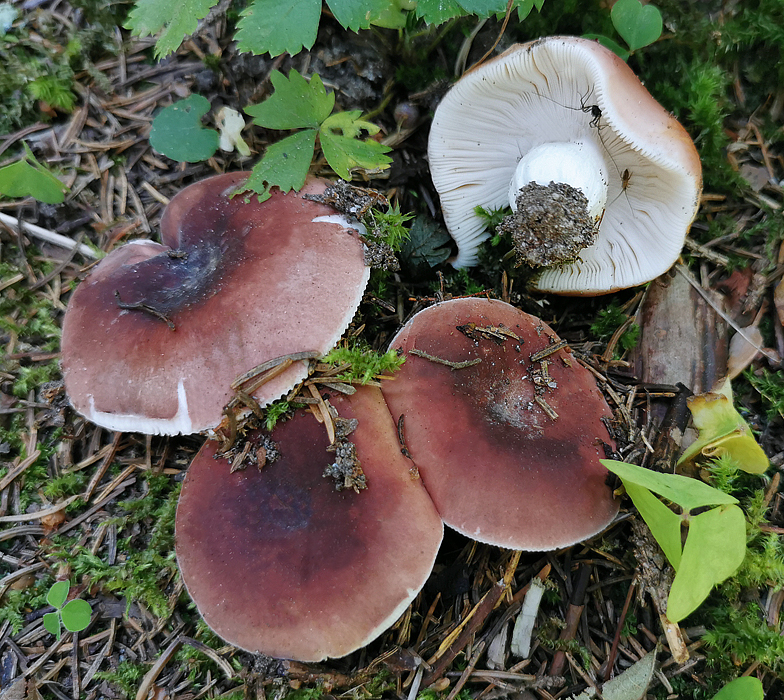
[499,181,599,268]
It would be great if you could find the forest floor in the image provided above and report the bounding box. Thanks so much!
[2,1,784,699]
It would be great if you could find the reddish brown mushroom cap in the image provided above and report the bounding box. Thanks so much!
[175,385,443,661]
[381,298,618,550]
[62,173,369,435]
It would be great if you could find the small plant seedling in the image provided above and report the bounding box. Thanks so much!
[42,581,92,640]
[0,143,68,204]
[149,94,220,163]
[602,460,746,623]
[678,378,769,474]
[242,70,391,201]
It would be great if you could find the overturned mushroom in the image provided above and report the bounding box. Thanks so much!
[175,386,443,661]
[381,297,619,550]
[62,173,369,435]
[428,36,702,294]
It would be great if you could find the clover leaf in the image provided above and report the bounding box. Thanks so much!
[43,581,92,640]
[150,95,220,163]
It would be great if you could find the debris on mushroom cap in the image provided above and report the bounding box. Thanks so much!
[175,385,443,662]
[381,297,619,550]
[428,36,702,294]
[61,172,370,435]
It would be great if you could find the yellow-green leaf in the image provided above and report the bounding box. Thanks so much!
[678,378,768,474]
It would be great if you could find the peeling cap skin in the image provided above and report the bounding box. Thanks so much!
[381,298,619,550]
[428,36,702,294]
[61,172,370,435]
[175,386,443,661]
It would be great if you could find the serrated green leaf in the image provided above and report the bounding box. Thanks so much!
[47,580,69,608]
[241,129,317,201]
[61,599,92,632]
[666,505,746,622]
[322,110,381,139]
[624,481,683,571]
[124,0,219,59]
[326,0,390,30]
[602,460,738,512]
[678,379,768,474]
[320,132,392,180]
[712,677,764,700]
[43,611,62,639]
[150,95,219,163]
[319,111,391,179]
[0,157,68,204]
[415,0,464,24]
[235,0,320,57]
[245,71,334,130]
[611,0,663,52]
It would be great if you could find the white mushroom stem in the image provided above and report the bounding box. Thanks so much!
[508,141,609,222]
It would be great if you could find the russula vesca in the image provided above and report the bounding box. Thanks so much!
[381,297,619,550]
[428,36,702,294]
[61,173,369,435]
[175,385,443,661]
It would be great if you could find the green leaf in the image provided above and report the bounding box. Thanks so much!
[602,460,738,512]
[624,481,683,570]
[678,379,768,474]
[61,599,92,632]
[149,95,219,163]
[416,0,465,24]
[712,677,764,700]
[611,0,663,52]
[371,0,412,28]
[582,33,630,61]
[235,0,320,57]
[0,144,68,204]
[245,71,334,130]
[456,0,508,16]
[241,129,317,201]
[124,0,219,59]
[319,111,392,179]
[326,0,390,30]
[43,611,62,639]
[667,505,746,622]
[47,580,69,609]
[400,215,453,273]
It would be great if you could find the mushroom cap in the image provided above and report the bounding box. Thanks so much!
[62,173,370,435]
[428,36,702,294]
[381,297,619,550]
[175,385,443,661]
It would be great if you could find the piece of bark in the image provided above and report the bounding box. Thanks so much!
[633,268,728,395]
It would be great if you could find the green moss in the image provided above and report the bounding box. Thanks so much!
[94,660,148,697]
[48,475,180,617]
[321,346,405,384]
[589,301,639,353]
[745,368,784,420]
[0,576,52,634]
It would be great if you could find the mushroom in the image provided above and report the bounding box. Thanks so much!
[428,36,702,294]
[61,173,370,435]
[175,385,443,661]
[381,297,619,550]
